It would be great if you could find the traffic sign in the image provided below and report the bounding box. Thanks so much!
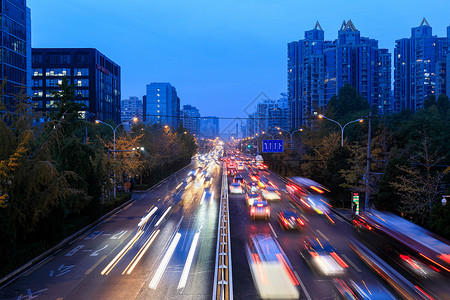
[262,140,284,153]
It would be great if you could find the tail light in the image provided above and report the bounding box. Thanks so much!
[265,207,270,214]
[257,204,263,207]
[298,219,304,225]
[251,207,255,213]
[330,252,348,268]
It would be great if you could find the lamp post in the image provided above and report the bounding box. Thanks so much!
[261,131,276,139]
[95,117,138,199]
[276,127,303,142]
[148,125,169,142]
[318,114,363,147]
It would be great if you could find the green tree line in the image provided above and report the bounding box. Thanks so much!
[0,79,197,276]
[262,84,450,239]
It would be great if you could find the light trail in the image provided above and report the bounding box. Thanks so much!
[177,232,200,289]
[124,230,160,274]
[138,206,158,228]
[101,230,144,275]
[149,232,182,289]
[154,206,172,227]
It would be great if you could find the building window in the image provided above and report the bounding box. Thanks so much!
[33,68,43,76]
[33,90,43,97]
[74,79,89,87]
[74,68,89,76]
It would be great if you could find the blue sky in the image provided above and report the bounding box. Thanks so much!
[28,0,450,133]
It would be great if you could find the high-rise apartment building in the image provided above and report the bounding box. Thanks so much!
[288,21,391,128]
[145,83,180,128]
[1,1,31,105]
[32,48,121,123]
[181,104,200,134]
[121,96,143,122]
[200,116,219,138]
[394,19,449,112]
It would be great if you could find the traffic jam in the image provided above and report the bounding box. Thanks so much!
[223,148,449,300]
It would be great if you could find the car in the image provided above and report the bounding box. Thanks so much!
[257,163,268,170]
[261,186,281,201]
[249,172,259,182]
[301,236,348,276]
[233,174,245,185]
[203,176,213,187]
[246,181,259,193]
[200,188,214,204]
[237,162,245,171]
[277,209,305,231]
[257,177,270,189]
[229,182,244,194]
[246,234,299,299]
[250,199,270,220]
[227,168,237,176]
[246,192,261,206]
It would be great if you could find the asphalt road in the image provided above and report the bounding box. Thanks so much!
[229,167,394,300]
[0,158,222,300]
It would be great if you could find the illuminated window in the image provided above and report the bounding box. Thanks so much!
[157,94,160,96]
[157,110,160,113]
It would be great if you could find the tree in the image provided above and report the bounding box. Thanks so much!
[423,94,436,109]
[390,134,447,225]
[325,84,369,120]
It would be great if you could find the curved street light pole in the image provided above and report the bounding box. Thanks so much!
[276,127,303,143]
[318,115,363,147]
[96,118,137,199]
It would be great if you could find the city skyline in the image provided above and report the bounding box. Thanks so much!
[28,1,450,131]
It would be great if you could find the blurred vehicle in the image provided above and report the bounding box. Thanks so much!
[249,172,260,182]
[228,168,237,176]
[186,170,197,182]
[332,278,396,300]
[250,199,270,220]
[246,234,299,299]
[277,209,304,231]
[237,162,245,171]
[257,163,268,170]
[246,192,261,206]
[233,174,245,185]
[203,176,213,187]
[246,181,259,193]
[301,236,348,276]
[257,177,269,189]
[261,186,281,201]
[229,182,244,194]
[200,188,214,204]
[286,177,332,216]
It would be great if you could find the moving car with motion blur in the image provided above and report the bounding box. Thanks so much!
[261,186,281,201]
[277,209,304,231]
[250,199,270,220]
[246,234,299,299]
[246,181,259,193]
[246,192,261,206]
[332,278,396,300]
[229,182,244,194]
[300,236,348,276]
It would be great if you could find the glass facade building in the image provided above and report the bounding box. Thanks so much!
[394,19,449,112]
[31,48,121,124]
[181,104,200,134]
[200,116,219,139]
[288,20,391,128]
[145,82,180,128]
[0,0,31,105]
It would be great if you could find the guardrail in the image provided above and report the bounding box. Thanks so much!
[212,164,233,300]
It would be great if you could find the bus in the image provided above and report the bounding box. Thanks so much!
[353,209,450,298]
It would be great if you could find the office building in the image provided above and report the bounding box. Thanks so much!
[200,116,219,138]
[32,48,121,123]
[181,104,200,134]
[1,1,32,106]
[288,21,391,127]
[394,19,449,112]
[145,82,180,128]
[121,96,143,122]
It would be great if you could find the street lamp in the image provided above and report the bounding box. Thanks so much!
[317,114,363,147]
[276,127,303,142]
[95,118,138,199]
[261,131,276,139]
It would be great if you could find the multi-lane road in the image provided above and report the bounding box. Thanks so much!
[1,152,446,299]
[0,156,222,300]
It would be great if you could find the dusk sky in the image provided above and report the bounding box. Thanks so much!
[28,0,450,133]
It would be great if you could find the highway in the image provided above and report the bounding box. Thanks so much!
[228,168,394,299]
[0,155,221,300]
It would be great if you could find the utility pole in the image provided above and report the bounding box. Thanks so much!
[365,112,372,210]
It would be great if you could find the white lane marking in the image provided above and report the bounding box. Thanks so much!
[294,270,312,300]
[316,230,330,242]
[111,230,128,240]
[155,206,172,227]
[178,232,200,289]
[149,233,182,289]
[90,245,109,257]
[84,231,103,240]
[65,245,84,256]
[50,265,75,277]
[268,223,278,239]
[341,254,362,272]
